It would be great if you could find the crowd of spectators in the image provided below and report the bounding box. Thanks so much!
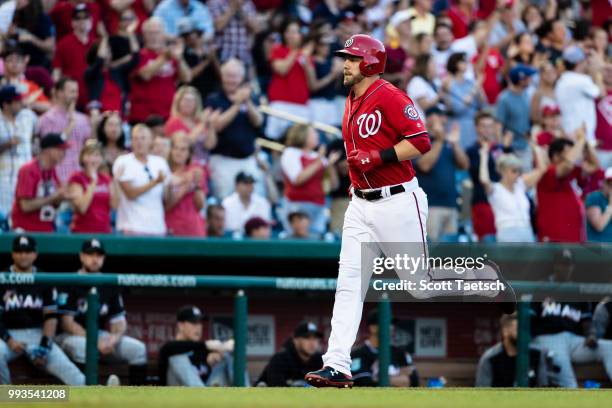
[0,0,610,243]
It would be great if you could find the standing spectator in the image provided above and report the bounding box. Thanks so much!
[555,46,605,146]
[0,40,50,114]
[488,2,526,51]
[431,23,454,81]
[305,34,344,126]
[164,86,219,165]
[467,111,512,242]
[536,136,590,243]
[37,77,92,184]
[96,111,127,172]
[496,64,535,169]
[52,4,95,110]
[49,0,104,41]
[535,19,566,64]
[476,313,548,387]
[10,0,55,70]
[0,85,37,228]
[106,7,143,99]
[280,124,340,236]
[265,18,312,140]
[208,0,258,66]
[534,105,566,146]
[128,17,192,124]
[67,140,117,233]
[595,64,612,169]
[205,58,264,199]
[178,17,221,101]
[406,0,435,36]
[479,148,547,243]
[85,30,139,116]
[222,172,271,234]
[11,133,69,232]
[165,132,206,236]
[100,0,151,36]
[112,124,172,236]
[466,21,505,105]
[383,11,416,91]
[529,61,558,123]
[415,108,469,242]
[152,134,171,160]
[255,321,324,387]
[585,168,612,242]
[206,204,228,238]
[57,238,148,385]
[443,52,484,149]
[244,216,272,239]
[406,54,441,121]
[153,0,214,38]
[447,0,479,39]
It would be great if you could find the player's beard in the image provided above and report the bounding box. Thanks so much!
[343,70,364,87]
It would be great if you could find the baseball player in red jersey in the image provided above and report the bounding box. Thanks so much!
[305,34,513,388]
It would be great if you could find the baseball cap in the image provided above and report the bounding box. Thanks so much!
[0,85,23,105]
[235,172,255,184]
[605,167,612,181]
[562,45,586,65]
[293,321,323,339]
[541,105,560,117]
[72,3,91,19]
[12,235,37,252]
[244,217,271,236]
[81,238,105,255]
[509,64,537,85]
[389,10,412,28]
[177,305,204,323]
[40,133,70,150]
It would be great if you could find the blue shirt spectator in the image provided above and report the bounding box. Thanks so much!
[585,171,612,242]
[153,0,214,38]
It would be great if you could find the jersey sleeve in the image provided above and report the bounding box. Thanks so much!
[385,92,428,140]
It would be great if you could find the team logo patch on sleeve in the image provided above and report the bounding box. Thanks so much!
[404,104,419,120]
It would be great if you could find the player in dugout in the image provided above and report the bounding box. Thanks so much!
[256,321,324,387]
[56,238,148,385]
[0,235,84,385]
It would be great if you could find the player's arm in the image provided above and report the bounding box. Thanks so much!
[61,314,86,336]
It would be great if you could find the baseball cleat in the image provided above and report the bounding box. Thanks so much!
[305,366,354,388]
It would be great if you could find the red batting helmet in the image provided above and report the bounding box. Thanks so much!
[334,34,387,77]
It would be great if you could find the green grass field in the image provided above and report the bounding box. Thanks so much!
[2,387,612,408]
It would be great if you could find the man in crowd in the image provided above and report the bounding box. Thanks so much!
[555,46,605,145]
[222,172,271,234]
[256,321,323,386]
[129,17,191,124]
[158,305,234,386]
[52,4,95,110]
[37,77,91,184]
[415,107,469,241]
[476,313,548,387]
[531,249,612,387]
[113,124,172,236]
[206,204,228,238]
[467,111,512,241]
[431,23,454,80]
[11,133,69,232]
[208,0,258,66]
[0,85,37,229]
[57,239,148,385]
[350,311,418,387]
[0,235,84,385]
[205,58,263,199]
[153,0,214,39]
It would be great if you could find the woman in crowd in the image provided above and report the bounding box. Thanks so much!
[479,145,548,242]
[443,52,484,149]
[280,124,340,236]
[164,86,219,165]
[68,140,118,233]
[265,18,312,140]
[164,132,206,237]
[11,0,55,69]
[585,168,612,243]
[97,111,128,173]
[529,61,558,123]
[406,53,441,120]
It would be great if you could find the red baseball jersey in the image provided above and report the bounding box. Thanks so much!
[342,79,428,189]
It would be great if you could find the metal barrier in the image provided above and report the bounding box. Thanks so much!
[2,272,609,386]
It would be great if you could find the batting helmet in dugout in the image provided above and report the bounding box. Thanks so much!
[334,34,387,77]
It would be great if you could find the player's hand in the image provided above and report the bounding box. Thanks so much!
[584,334,598,349]
[7,338,26,354]
[347,149,383,173]
[206,351,224,366]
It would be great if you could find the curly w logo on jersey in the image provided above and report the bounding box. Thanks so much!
[356,110,382,138]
